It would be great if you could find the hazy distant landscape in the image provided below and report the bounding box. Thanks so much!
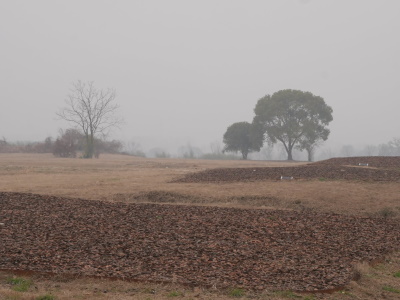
[1,1,400,299]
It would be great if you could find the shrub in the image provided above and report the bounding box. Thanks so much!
[53,129,83,158]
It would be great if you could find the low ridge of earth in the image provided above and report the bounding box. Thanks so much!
[175,156,400,183]
[1,192,400,292]
[313,156,400,169]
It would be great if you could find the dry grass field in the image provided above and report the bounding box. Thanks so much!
[1,153,400,300]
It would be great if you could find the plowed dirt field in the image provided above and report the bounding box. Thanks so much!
[176,156,400,183]
[1,192,399,292]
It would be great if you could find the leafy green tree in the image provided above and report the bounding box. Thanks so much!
[223,121,263,159]
[297,125,329,161]
[253,89,333,161]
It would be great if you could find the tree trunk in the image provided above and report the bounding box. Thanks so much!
[287,144,294,161]
[306,146,315,162]
[307,149,313,162]
[287,151,293,161]
[241,150,248,159]
[84,134,94,158]
[280,141,293,161]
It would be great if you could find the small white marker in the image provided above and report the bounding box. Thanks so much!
[280,176,294,180]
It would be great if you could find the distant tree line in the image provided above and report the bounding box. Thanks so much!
[317,138,400,160]
[0,136,53,154]
[2,134,399,161]
[0,130,123,158]
[53,128,123,158]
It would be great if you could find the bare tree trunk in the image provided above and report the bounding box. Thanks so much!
[84,134,95,158]
[241,149,248,159]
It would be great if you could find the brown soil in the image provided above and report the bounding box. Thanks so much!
[313,156,400,169]
[1,191,400,292]
[175,156,400,183]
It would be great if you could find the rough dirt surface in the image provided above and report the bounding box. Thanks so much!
[175,156,400,183]
[1,192,400,292]
[313,156,400,169]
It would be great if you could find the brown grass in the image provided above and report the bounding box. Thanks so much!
[0,153,398,217]
[0,153,400,299]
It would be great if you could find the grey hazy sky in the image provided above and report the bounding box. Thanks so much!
[1,0,399,152]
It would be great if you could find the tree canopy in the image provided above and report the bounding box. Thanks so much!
[223,122,263,159]
[253,89,333,161]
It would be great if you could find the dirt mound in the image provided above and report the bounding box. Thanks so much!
[175,164,400,183]
[1,192,399,292]
[313,156,400,169]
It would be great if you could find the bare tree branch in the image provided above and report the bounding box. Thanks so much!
[56,81,123,158]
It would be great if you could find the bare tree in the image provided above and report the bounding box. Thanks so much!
[363,144,378,156]
[57,81,123,158]
[210,140,222,155]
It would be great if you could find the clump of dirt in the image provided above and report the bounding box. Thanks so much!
[1,192,399,292]
[174,156,400,183]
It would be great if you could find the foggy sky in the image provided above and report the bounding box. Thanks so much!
[1,0,399,153]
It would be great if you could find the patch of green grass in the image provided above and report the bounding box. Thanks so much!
[229,288,245,297]
[167,290,183,297]
[383,286,400,293]
[36,295,56,300]
[6,277,33,292]
[318,177,327,182]
[394,271,400,278]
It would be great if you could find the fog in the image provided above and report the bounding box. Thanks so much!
[1,1,399,157]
